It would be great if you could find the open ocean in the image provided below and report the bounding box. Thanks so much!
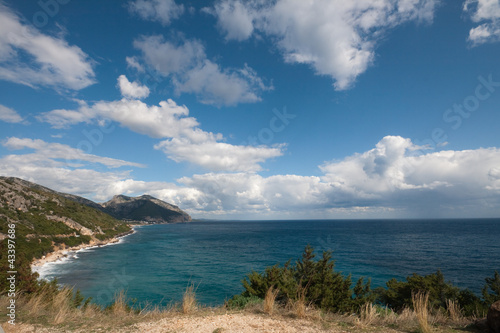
[34,219,500,307]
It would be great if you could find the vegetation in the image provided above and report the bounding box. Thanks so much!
[0,176,497,331]
[239,245,374,313]
[1,244,499,332]
[0,177,131,297]
[232,246,500,319]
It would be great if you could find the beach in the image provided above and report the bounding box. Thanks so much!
[30,227,136,274]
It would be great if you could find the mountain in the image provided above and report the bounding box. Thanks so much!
[101,194,192,223]
[0,177,132,269]
[0,177,191,266]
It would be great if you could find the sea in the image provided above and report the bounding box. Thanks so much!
[33,219,500,308]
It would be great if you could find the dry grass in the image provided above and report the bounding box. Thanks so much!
[2,284,480,333]
[359,302,378,326]
[26,286,49,316]
[110,290,131,317]
[412,291,432,333]
[182,284,197,314]
[263,286,279,315]
[292,284,308,318]
[446,299,462,322]
[52,288,74,324]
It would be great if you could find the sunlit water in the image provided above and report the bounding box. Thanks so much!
[34,219,500,307]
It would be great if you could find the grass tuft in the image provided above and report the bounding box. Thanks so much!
[412,291,432,333]
[110,290,131,317]
[446,299,462,322]
[359,302,378,326]
[182,284,197,314]
[263,286,279,315]
[52,288,73,324]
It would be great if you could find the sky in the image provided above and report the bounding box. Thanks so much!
[0,0,500,220]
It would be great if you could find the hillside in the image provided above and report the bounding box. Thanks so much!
[101,194,192,223]
[0,177,132,263]
[0,178,192,264]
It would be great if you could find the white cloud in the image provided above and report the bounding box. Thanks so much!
[38,98,197,138]
[464,0,500,45]
[127,0,184,26]
[208,1,255,41]
[126,56,145,73]
[0,4,95,91]
[133,35,272,106]
[38,95,284,172]
[117,75,150,99]
[155,138,284,172]
[166,136,500,218]
[0,104,23,123]
[465,0,500,21]
[2,135,500,218]
[134,36,204,75]
[3,137,145,169]
[210,0,438,90]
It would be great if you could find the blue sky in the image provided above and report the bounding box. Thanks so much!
[1,0,500,219]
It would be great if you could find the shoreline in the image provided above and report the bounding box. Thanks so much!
[30,227,137,273]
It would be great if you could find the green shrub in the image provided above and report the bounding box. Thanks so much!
[376,270,459,312]
[240,245,374,313]
[482,271,500,306]
[226,294,262,309]
[375,270,488,316]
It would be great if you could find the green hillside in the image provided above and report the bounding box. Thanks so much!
[0,177,131,293]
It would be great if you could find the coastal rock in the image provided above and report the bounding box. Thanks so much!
[46,215,94,236]
[488,301,500,333]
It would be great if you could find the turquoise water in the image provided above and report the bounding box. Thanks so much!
[35,219,500,307]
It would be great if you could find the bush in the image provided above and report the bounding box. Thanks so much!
[240,245,374,313]
[376,270,459,312]
[482,270,500,305]
[376,270,486,316]
[226,295,262,309]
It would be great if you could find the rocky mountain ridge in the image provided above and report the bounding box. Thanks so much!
[101,194,192,223]
[0,176,191,274]
[0,176,192,225]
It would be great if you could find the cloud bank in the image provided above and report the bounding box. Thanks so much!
[2,135,499,218]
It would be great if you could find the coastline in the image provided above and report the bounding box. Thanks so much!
[30,226,137,274]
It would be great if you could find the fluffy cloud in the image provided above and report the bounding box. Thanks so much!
[0,4,95,91]
[209,0,438,90]
[38,96,197,138]
[132,35,272,106]
[464,0,500,45]
[2,135,500,218]
[155,138,284,172]
[117,75,150,99]
[208,1,255,41]
[38,89,284,172]
[0,104,23,123]
[167,136,500,218]
[127,0,184,26]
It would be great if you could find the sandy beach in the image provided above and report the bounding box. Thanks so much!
[30,227,136,272]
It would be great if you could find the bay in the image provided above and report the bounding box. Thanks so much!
[35,219,500,307]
